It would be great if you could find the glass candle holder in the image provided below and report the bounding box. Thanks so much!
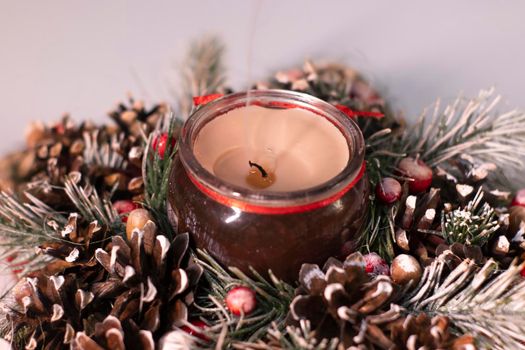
[168,90,369,282]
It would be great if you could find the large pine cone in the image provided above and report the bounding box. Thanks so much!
[4,222,201,350]
[287,253,474,349]
[288,252,398,348]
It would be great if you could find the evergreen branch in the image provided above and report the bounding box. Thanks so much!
[442,188,500,246]
[358,200,397,261]
[398,88,525,169]
[233,321,339,350]
[194,250,295,349]
[401,252,525,350]
[0,191,66,247]
[0,192,65,273]
[357,127,403,261]
[63,172,119,229]
[178,36,227,117]
[143,114,180,237]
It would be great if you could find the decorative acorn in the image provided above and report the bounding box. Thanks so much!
[126,208,152,240]
[390,254,423,286]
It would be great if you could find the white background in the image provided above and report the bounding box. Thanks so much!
[1,1,525,152]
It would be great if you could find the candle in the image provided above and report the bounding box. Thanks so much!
[168,90,369,282]
[193,105,350,191]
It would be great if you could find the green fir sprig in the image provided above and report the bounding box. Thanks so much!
[0,191,66,273]
[193,250,295,349]
[402,252,525,350]
[398,88,525,169]
[143,115,181,237]
[233,321,340,350]
[442,188,500,246]
[177,36,227,117]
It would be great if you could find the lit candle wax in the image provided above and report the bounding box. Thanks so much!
[193,105,350,191]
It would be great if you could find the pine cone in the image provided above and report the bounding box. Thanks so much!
[262,60,385,111]
[388,313,475,350]
[394,182,516,267]
[6,98,166,207]
[434,154,510,206]
[5,222,202,350]
[394,186,445,265]
[284,253,473,349]
[287,252,399,348]
[37,212,104,267]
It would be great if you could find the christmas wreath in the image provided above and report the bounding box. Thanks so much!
[1,37,525,350]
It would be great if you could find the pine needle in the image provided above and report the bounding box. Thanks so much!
[402,252,525,350]
[63,172,119,229]
[143,114,180,237]
[441,188,500,246]
[194,250,295,348]
[399,88,525,169]
[178,36,227,117]
[0,192,65,273]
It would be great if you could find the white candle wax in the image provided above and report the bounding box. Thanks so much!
[193,105,350,191]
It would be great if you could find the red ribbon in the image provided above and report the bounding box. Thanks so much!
[187,162,366,215]
[193,93,224,106]
[335,104,384,119]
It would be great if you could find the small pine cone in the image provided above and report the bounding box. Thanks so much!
[395,181,515,267]
[6,272,102,349]
[108,97,168,139]
[72,316,155,350]
[287,252,400,347]
[434,154,509,206]
[38,213,104,265]
[394,186,444,265]
[262,60,385,112]
[389,313,477,350]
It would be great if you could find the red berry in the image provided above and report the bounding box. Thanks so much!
[152,133,175,159]
[113,200,139,223]
[376,177,402,204]
[511,189,525,207]
[225,286,257,316]
[53,122,65,135]
[521,265,525,278]
[180,320,209,341]
[397,157,433,194]
[363,253,390,276]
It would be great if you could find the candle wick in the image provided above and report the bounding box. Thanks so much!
[248,161,268,178]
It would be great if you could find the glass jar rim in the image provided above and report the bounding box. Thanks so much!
[178,89,366,209]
